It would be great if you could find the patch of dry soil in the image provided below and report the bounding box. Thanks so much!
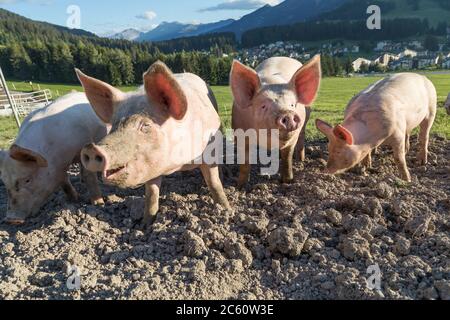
[0,136,449,300]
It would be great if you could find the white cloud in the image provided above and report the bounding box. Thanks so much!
[199,0,280,12]
[136,10,157,21]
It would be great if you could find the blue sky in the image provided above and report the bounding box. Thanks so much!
[0,0,281,35]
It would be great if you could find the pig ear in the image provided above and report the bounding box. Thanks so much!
[333,125,354,145]
[230,60,261,108]
[75,68,125,124]
[290,55,321,106]
[9,145,48,167]
[315,119,334,140]
[143,61,188,120]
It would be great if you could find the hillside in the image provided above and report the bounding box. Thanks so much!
[0,8,97,39]
[216,0,350,38]
[319,0,450,26]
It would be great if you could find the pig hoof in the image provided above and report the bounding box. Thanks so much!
[4,218,25,226]
[142,215,157,228]
[281,177,294,184]
[91,198,105,206]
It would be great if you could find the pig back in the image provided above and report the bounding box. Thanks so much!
[344,73,436,134]
[14,92,108,168]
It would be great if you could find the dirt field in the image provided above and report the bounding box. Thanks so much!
[0,136,449,300]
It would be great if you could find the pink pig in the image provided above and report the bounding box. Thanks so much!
[0,93,107,224]
[316,73,437,182]
[230,56,321,187]
[77,61,231,225]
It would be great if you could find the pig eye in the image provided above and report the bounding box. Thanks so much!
[140,122,151,133]
[261,105,266,110]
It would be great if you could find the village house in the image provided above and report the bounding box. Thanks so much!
[442,58,450,69]
[374,53,399,66]
[398,49,418,58]
[389,57,414,70]
[415,54,440,69]
[352,58,372,72]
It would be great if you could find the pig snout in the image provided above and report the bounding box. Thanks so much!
[81,144,108,173]
[4,212,26,225]
[276,113,301,132]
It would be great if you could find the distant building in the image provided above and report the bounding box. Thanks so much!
[352,58,372,72]
[442,58,450,69]
[398,49,418,58]
[415,55,440,69]
[375,53,399,66]
[390,58,413,70]
[375,41,390,51]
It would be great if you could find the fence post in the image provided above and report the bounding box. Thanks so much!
[44,90,49,104]
[0,65,21,128]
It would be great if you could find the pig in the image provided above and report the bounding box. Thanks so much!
[230,55,321,188]
[0,92,108,225]
[445,93,450,115]
[316,73,437,182]
[76,61,231,226]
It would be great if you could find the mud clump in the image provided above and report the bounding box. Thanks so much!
[268,226,309,257]
[0,137,449,300]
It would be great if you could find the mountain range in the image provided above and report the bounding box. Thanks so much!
[110,0,350,42]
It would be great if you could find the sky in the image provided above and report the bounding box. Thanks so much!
[0,0,281,36]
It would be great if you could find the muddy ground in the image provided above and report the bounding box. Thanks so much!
[0,136,449,300]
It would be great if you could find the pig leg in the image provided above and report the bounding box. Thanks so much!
[417,117,434,166]
[237,141,251,189]
[143,177,162,226]
[281,145,295,183]
[295,107,311,162]
[362,152,372,169]
[405,134,411,154]
[81,166,104,205]
[391,136,411,182]
[201,164,231,210]
[62,175,79,202]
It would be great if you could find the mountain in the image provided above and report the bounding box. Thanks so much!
[110,28,142,41]
[318,0,450,26]
[0,8,97,38]
[137,19,235,42]
[215,0,350,39]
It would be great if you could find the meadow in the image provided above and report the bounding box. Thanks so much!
[0,73,449,148]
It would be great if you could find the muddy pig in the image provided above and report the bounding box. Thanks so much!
[0,93,108,225]
[445,93,450,115]
[77,61,231,225]
[230,55,321,187]
[316,73,437,182]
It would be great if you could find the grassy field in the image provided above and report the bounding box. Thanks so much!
[1,74,449,148]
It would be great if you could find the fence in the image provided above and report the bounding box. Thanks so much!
[0,89,52,117]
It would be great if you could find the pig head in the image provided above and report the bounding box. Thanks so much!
[0,145,55,224]
[230,55,321,148]
[315,119,368,174]
[77,63,194,189]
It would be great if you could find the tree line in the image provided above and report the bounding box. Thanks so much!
[241,18,448,48]
[0,8,236,86]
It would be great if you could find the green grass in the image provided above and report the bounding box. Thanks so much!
[1,74,449,149]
